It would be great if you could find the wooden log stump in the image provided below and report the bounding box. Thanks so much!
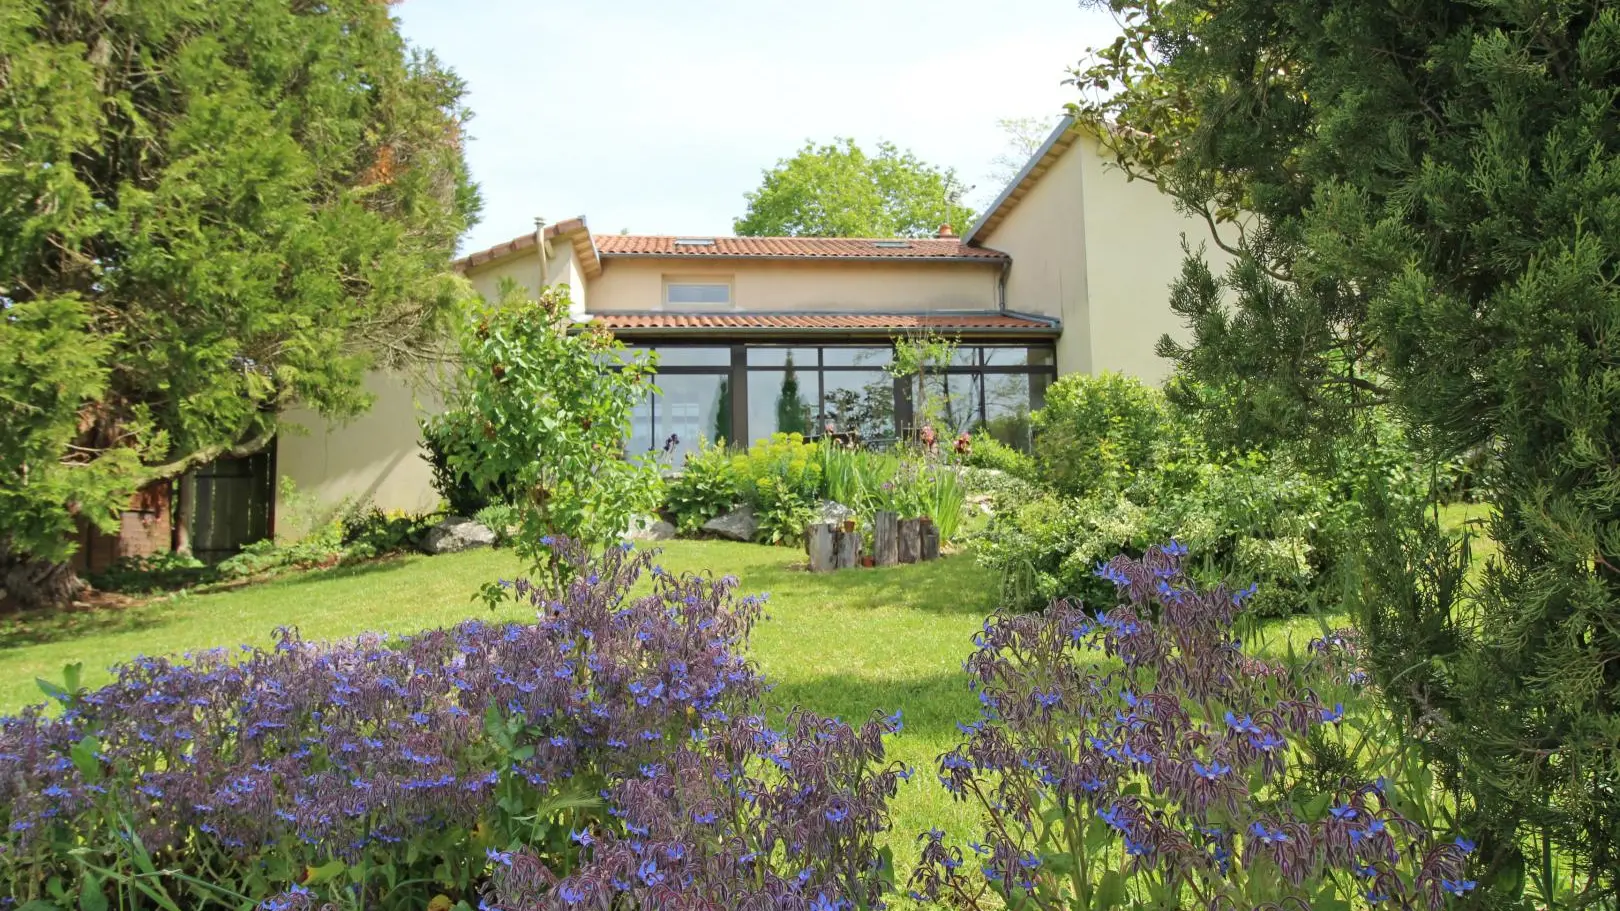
[919,518,941,562]
[833,528,861,569]
[873,511,900,567]
[806,523,836,572]
[898,518,921,564]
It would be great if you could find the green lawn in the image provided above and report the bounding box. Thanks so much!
[0,541,993,878]
[0,539,1342,882]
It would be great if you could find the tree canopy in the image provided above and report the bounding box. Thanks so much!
[0,0,479,606]
[1073,0,1620,897]
[734,138,974,238]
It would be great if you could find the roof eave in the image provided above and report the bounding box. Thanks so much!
[597,253,1008,265]
[963,115,1080,246]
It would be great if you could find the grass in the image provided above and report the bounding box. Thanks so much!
[0,538,1350,882]
[0,541,992,878]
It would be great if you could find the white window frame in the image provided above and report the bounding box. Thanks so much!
[663,276,733,307]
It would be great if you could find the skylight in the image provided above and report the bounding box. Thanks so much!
[872,240,913,248]
[673,238,716,246]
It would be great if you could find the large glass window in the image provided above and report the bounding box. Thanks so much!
[617,342,1055,455]
[822,371,896,441]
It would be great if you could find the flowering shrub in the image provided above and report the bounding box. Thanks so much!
[485,710,907,910]
[732,433,823,545]
[911,544,1476,910]
[0,541,765,910]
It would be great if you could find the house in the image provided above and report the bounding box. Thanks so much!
[268,117,1229,521]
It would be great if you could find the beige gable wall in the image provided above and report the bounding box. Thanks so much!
[1074,134,1230,384]
[978,138,1091,375]
[465,241,588,311]
[276,369,445,517]
[586,257,1001,313]
[980,129,1234,384]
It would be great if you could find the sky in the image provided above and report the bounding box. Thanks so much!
[392,0,1123,253]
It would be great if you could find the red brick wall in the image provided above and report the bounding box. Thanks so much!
[71,481,174,575]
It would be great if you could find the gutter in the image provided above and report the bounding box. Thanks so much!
[597,253,1009,266]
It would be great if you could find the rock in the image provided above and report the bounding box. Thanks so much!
[418,517,497,555]
[625,514,677,541]
[815,500,857,527]
[702,505,759,542]
[966,493,996,515]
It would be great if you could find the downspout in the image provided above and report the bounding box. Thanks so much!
[534,217,550,288]
[996,258,1010,314]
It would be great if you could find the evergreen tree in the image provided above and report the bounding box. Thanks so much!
[713,378,732,444]
[1075,0,1620,897]
[775,354,811,436]
[0,0,477,606]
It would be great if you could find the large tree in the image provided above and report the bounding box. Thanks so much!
[1073,0,1620,900]
[734,138,974,238]
[0,0,479,607]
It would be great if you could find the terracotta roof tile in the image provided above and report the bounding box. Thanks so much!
[593,235,1008,261]
[587,311,1057,335]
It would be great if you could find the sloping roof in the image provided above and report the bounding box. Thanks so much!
[586,311,1058,336]
[592,235,1007,262]
[964,116,1083,245]
[453,217,602,277]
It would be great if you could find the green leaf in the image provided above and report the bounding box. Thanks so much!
[36,678,69,704]
[1094,870,1127,910]
[77,877,107,911]
[303,860,347,885]
[69,736,101,783]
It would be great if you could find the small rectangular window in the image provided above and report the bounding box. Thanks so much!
[673,238,716,246]
[665,282,732,305]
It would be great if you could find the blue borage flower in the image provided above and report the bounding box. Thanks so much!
[906,543,1473,910]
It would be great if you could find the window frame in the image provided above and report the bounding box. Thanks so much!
[662,276,734,307]
[617,342,1056,453]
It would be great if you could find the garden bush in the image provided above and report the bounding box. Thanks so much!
[912,544,1477,909]
[976,450,1342,617]
[731,433,823,546]
[958,431,1038,482]
[86,552,215,595]
[0,541,772,910]
[663,438,743,534]
[1031,372,1183,499]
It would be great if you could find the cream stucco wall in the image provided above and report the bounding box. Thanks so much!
[276,370,445,517]
[1075,135,1231,384]
[464,241,587,312]
[978,138,1091,376]
[585,257,1001,313]
[981,130,1233,384]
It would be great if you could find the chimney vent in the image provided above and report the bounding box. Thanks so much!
[935,223,957,239]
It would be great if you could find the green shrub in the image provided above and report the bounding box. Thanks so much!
[1031,371,1181,498]
[339,504,440,558]
[471,501,520,546]
[976,449,1342,617]
[420,408,520,517]
[87,552,215,595]
[216,531,348,581]
[959,431,1037,481]
[664,438,742,534]
[732,433,822,545]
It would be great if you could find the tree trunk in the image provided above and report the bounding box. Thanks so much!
[873,511,899,566]
[898,519,921,564]
[0,549,86,611]
[833,528,861,570]
[806,523,836,572]
[174,471,195,556]
[920,519,941,562]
